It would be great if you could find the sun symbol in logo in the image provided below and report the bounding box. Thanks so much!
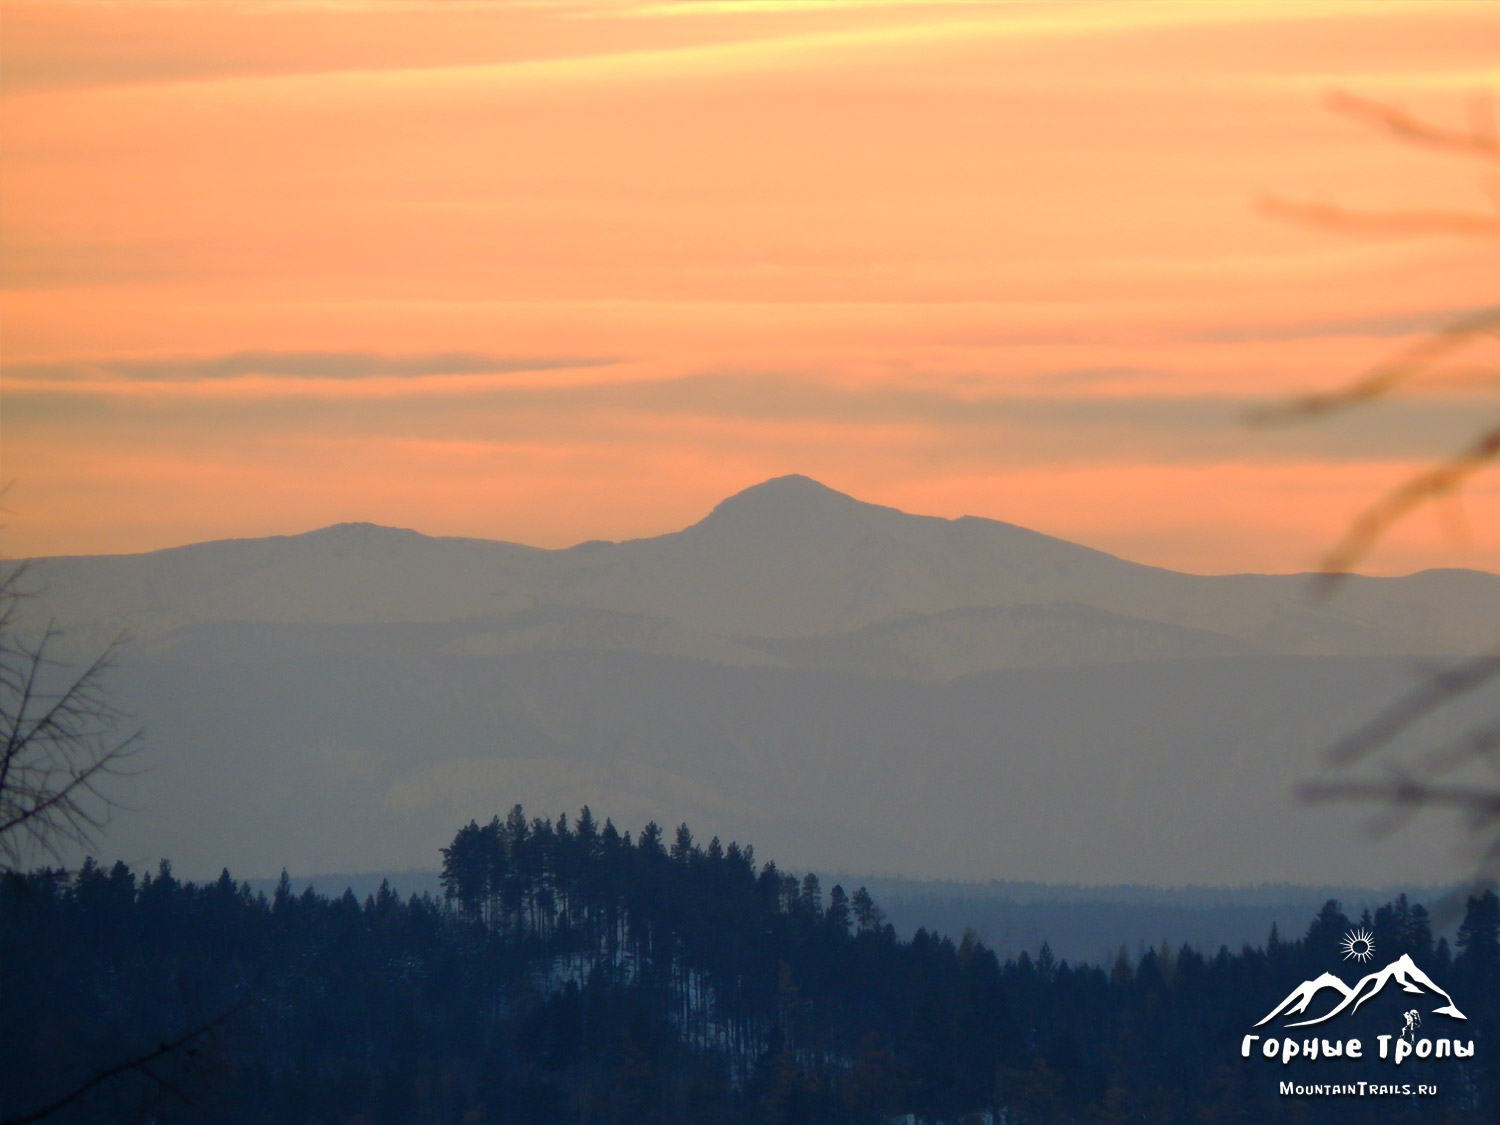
[1341,927,1376,963]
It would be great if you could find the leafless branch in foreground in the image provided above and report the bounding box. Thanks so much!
[1249,306,1500,423]
[1312,427,1500,599]
[1248,301,1498,589]
[1257,194,1500,238]
[0,566,142,871]
[0,997,249,1125]
[1262,92,1500,894]
[0,555,241,1125]
[1253,91,1500,589]
[1254,90,1500,240]
[1321,650,1500,768]
[1301,772,1500,899]
[1326,89,1500,163]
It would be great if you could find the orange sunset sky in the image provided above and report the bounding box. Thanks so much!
[1,0,1496,574]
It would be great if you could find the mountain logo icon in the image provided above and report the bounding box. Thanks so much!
[1255,954,1467,1029]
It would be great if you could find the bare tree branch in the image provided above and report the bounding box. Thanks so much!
[0,565,142,871]
[1311,426,1500,595]
[1302,777,1500,819]
[0,562,251,1125]
[1263,92,1500,894]
[1419,713,1500,777]
[1321,649,1500,767]
[1248,305,1500,423]
[1327,89,1500,163]
[1256,194,1500,238]
[0,998,248,1125]
[1248,299,1498,586]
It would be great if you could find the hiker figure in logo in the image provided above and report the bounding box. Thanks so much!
[1402,1010,1421,1042]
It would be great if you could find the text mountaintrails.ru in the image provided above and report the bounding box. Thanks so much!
[1278,1082,1438,1097]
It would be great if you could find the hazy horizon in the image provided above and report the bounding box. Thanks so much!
[16,473,1500,583]
[4,0,1497,577]
[16,473,1498,890]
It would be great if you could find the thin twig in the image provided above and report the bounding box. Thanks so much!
[1248,306,1500,424]
[0,568,143,868]
[1327,90,1500,163]
[1257,194,1500,238]
[1301,777,1500,816]
[1262,91,1500,896]
[1419,714,1500,777]
[1320,649,1500,767]
[0,1001,247,1125]
[1311,427,1500,592]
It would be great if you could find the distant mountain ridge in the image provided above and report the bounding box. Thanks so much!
[22,474,1500,672]
[15,476,1500,886]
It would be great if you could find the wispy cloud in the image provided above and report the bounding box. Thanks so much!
[5,0,1454,100]
[9,366,1490,466]
[6,351,613,383]
[1189,306,1491,343]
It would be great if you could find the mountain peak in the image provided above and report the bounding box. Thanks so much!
[303,521,421,538]
[696,475,892,530]
[720,474,854,506]
[280,522,433,557]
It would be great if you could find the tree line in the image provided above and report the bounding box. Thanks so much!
[2,806,1496,1124]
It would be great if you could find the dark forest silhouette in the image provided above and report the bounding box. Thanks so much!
[3,806,1496,1124]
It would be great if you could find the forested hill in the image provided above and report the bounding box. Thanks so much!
[4,808,1498,1124]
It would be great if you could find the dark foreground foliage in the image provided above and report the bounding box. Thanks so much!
[2,807,1496,1124]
